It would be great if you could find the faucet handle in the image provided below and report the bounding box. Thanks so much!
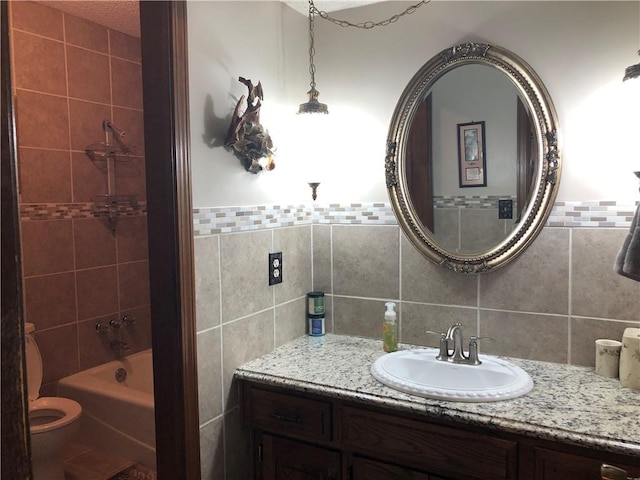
[95,322,110,334]
[109,318,122,329]
[122,315,136,326]
[468,336,495,365]
[426,330,449,360]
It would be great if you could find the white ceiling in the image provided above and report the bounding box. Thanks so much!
[38,1,384,38]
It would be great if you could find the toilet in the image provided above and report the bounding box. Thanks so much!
[25,323,82,480]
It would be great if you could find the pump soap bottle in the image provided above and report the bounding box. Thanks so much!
[383,302,398,353]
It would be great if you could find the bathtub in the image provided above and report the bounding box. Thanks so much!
[58,349,156,468]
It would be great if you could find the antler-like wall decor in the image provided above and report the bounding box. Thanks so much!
[224,77,276,174]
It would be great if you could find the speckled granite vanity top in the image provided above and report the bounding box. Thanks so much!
[235,334,640,456]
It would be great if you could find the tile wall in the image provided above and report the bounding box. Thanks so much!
[195,201,640,479]
[10,2,150,392]
[195,225,312,479]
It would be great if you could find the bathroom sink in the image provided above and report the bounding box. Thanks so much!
[371,349,533,402]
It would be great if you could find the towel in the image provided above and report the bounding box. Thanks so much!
[615,203,640,282]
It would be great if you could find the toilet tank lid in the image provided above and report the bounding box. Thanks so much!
[25,323,35,334]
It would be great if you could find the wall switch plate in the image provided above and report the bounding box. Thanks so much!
[499,199,513,219]
[269,252,283,285]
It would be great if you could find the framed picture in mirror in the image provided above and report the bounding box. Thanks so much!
[458,121,486,187]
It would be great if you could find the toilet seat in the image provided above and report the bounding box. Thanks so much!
[25,323,82,434]
[29,397,82,434]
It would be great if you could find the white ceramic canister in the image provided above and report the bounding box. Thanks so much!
[619,327,640,390]
[594,339,622,378]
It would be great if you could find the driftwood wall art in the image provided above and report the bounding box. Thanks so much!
[224,77,276,174]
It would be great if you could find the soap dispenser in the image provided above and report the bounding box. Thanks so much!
[383,302,398,353]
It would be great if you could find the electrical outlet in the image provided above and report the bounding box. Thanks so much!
[498,199,513,219]
[269,252,283,285]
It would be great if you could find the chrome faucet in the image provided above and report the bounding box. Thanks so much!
[427,323,494,365]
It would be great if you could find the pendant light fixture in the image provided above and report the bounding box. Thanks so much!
[298,1,328,114]
[297,0,431,114]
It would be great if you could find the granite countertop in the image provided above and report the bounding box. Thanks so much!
[235,334,640,457]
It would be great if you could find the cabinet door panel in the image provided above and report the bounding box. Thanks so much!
[534,448,640,480]
[342,406,517,480]
[352,456,432,480]
[261,434,340,480]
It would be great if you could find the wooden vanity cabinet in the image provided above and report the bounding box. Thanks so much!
[240,381,640,480]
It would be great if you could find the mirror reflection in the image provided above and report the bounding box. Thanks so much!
[386,42,560,273]
[407,64,537,254]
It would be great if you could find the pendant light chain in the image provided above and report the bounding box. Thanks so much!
[308,4,317,90]
[310,0,431,30]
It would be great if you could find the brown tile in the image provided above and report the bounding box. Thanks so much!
[21,220,74,277]
[570,317,640,367]
[116,215,148,262]
[199,417,224,480]
[275,297,306,347]
[67,45,110,103]
[74,218,117,269]
[71,151,108,202]
[120,305,152,353]
[401,235,478,307]
[64,449,132,479]
[333,296,393,339]
[33,324,79,384]
[76,266,119,320]
[111,58,142,109]
[11,31,66,95]
[480,228,570,315]
[194,235,221,331]
[401,302,477,347]
[114,156,146,199]
[198,327,223,423]
[479,310,568,363]
[69,100,112,152]
[24,273,76,330]
[118,261,150,309]
[222,310,274,408]
[112,107,145,156]
[77,315,116,370]
[109,30,141,62]
[15,90,69,149]
[572,228,640,321]
[11,1,63,40]
[18,148,72,203]
[333,225,399,299]
[64,14,108,53]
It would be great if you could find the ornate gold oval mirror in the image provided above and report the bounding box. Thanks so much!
[386,42,561,274]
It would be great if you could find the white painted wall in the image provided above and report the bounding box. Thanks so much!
[188,1,640,207]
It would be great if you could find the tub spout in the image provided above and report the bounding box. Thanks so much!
[109,340,130,353]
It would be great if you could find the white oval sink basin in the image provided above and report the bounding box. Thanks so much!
[371,349,533,402]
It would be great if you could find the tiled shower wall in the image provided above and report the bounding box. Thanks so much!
[194,202,640,479]
[11,2,151,392]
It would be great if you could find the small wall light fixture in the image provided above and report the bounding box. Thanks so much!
[298,2,328,114]
[623,50,640,81]
[308,182,320,200]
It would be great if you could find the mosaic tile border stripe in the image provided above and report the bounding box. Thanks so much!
[20,201,147,221]
[434,195,517,209]
[193,201,638,235]
[546,201,639,228]
[20,200,637,231]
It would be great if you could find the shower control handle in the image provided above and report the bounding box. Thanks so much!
[95,323,110,334]
[122,315,136,326]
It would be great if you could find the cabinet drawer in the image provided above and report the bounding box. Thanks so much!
[534,447,640,480]
[244,387,332,441]
[341,406,517,480]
